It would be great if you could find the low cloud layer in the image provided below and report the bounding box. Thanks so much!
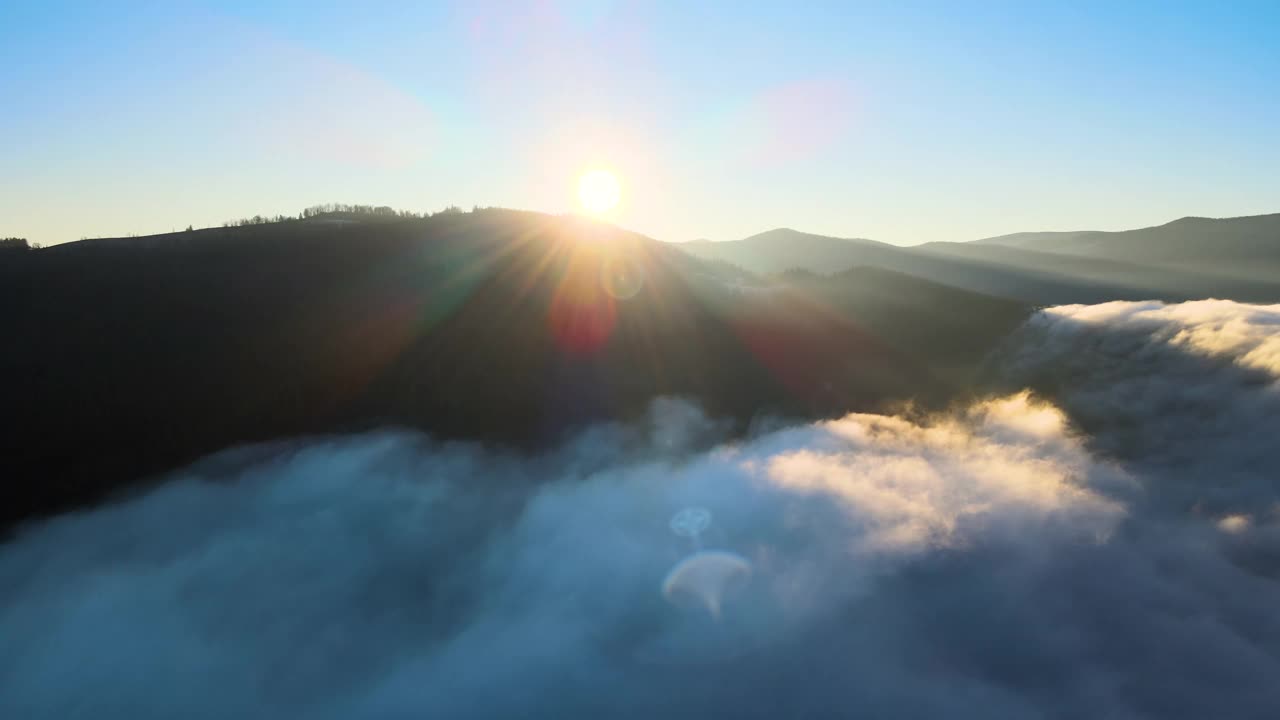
[1001,300,1280,514]
[4,301,1280,718]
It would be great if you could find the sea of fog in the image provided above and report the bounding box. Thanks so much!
[3,300,1280,719]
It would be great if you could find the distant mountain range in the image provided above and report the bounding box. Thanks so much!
[679,213,1280,304]
[973,213,1280,269]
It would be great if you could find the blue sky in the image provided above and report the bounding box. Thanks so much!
[3,0,1277,246]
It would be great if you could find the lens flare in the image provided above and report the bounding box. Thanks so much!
[601,256,645,300]
[663,550,753,620]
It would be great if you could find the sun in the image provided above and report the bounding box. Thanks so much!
[577,169,621,214]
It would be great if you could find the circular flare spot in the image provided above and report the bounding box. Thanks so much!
[662,551,753,620]
[601,257,645,300]
[669,507,712,538]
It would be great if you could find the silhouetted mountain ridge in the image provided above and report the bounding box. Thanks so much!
[0,209,1027,532]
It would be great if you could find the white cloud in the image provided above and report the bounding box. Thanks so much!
[4,300,1280,718]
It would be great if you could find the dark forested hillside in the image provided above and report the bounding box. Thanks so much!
[775,266,1032,385]
[0,210,1029,533]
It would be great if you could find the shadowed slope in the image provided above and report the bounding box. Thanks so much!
[778,266,1032,384]
[0,210,1002,531]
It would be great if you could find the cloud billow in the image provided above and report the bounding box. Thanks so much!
[4,302,1280,718]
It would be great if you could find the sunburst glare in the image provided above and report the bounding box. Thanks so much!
[577,169,621,214]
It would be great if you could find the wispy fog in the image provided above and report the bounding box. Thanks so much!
[4,301,1280,719]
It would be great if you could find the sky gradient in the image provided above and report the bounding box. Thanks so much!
[3,0,1278,246]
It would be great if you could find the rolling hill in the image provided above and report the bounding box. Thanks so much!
[973,213,1280,280]
[678,215,1280,304]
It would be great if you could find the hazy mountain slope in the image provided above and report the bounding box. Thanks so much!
[679,229,1171,304]
[682,229,892,273]
[680,221,1280,304]
[0,210,1025,532]
[973,213,1280,276]
[971,229,1102,252]
[917,241,1280,303]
